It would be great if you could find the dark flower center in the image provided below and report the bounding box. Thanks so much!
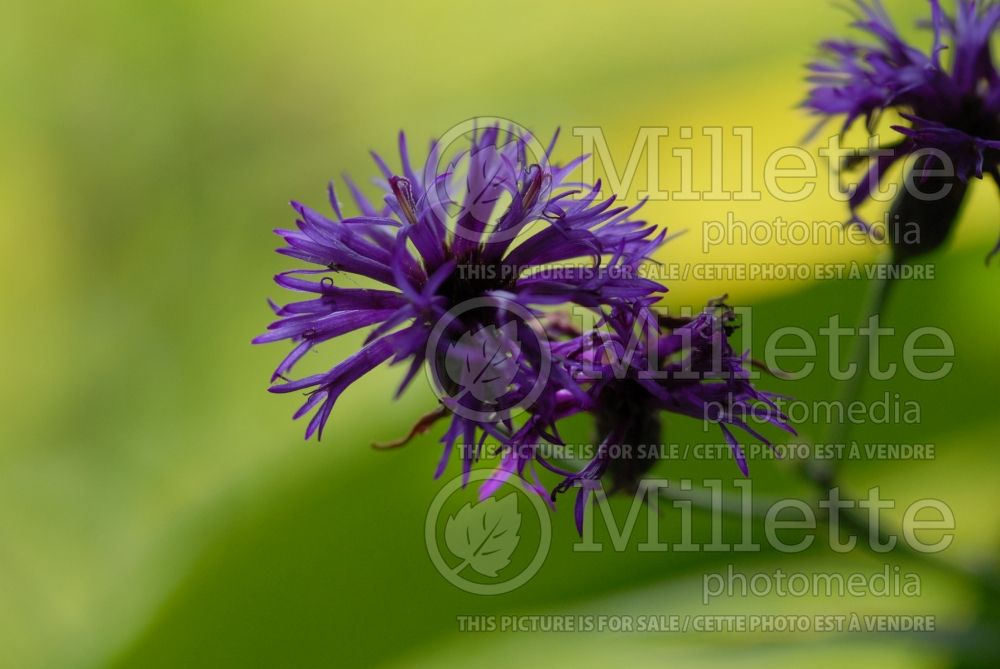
[595,379,662,493]
[952,92,1000,143]
[437,258,517,307]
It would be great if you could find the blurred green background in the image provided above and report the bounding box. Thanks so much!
[3,1,998,667]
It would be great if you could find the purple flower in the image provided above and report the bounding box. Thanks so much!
[255,126,666,485]
[482,303,795,533]
[804,0,1000,260]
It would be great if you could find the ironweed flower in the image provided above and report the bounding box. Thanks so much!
[483,303,795,533]
[805,0,1000,260]
[255,125,666,485]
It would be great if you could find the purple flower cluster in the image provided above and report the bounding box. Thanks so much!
[482,304,793,533]
[256,126,792,528]
[805,0,1000,260]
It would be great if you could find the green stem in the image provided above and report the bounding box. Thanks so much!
[823,258,896,464]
